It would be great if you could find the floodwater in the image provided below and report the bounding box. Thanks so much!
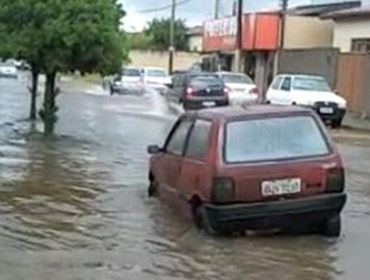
[1,74,370,280]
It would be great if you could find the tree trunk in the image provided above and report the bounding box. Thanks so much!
[30,68,38,120]
[43,72,57,136]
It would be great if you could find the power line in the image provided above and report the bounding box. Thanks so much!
[137,0,194,14]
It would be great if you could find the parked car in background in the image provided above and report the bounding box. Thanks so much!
[216,71,258,105]
[147,105,347,237]
[141,67,171,93]
[106,67,143,95]
[0,62,18,78]
[266,74,347,127]
[167,72,229,110]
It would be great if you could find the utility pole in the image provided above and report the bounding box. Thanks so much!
[169,0,176,74]
[280,0,288,49]
[234,0,243,72]
[215,0,220,19]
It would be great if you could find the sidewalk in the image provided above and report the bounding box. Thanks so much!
[343,112,370,132]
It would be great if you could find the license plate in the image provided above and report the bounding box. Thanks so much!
[203,101,216,107]
[319,107,334,114]
[261,178,301,197]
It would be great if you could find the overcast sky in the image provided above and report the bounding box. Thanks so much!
[120,0,365,32]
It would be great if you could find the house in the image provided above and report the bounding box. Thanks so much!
[324,6,370,53]
[186,26,203,52]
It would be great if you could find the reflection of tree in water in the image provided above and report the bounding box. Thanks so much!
[0,135,106,249]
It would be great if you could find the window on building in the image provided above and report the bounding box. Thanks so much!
[351,38,370,53]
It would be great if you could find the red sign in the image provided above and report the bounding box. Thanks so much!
[203,17,237,52]
[203,13,280,52]
[242,14,280,51]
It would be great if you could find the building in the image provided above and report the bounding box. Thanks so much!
[186,26,203,52]
[324,6,370,53]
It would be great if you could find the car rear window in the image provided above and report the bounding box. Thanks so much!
[225,116,330,163]
[221,74,253,84]
[189,75,222,87]
[147,69,166,77]
[293,77,331,92]
[121,68,141,77]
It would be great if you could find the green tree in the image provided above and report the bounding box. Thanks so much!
[145,18,188,51]
[0,0,127,135]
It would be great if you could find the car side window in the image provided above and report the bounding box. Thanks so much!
[281,77,291,91]
[185,120,212,160]
[271,77,283,90]
[166,120,193,156]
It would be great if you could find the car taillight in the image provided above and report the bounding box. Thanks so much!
[249,87,259,95]
[326,168,345,193]
[186,87,194,98]
[223,87,230,95]
[211,178,235,203]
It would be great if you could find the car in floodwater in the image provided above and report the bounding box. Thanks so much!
[104,67,143,95]
[147,105,347,237]
[216,71,259,105]
[0,62,18,79]
[141,67,171,94]
[266,74,347,128]
[167,72,229,110]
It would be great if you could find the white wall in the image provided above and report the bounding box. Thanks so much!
[334,18,370,52]
[188,35,203,52]
[284,16,334,49]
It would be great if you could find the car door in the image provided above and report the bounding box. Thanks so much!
[168,73,183,103]
[266,76,283,104]
[273,76,292,105]
[158,117,193,207]
[177,119,213,219]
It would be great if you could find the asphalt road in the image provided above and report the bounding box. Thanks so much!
[0,75,370,280]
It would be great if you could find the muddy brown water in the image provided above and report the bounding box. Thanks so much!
[1,76,370,280]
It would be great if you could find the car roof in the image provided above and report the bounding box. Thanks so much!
[187,105,314,121]
[216,71,248,76]
[278,74,326,79]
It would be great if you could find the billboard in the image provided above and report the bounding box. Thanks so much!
[203,17,237,52]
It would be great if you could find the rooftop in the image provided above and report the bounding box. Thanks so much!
[288,1,361,16]
[186,26,203,36]
[192,105,312,121]
[323,6,370,19]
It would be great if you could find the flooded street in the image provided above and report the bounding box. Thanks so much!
[1,75,370,280]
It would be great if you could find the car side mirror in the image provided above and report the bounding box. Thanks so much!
[147,145,162,154]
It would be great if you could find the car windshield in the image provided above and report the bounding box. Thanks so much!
[293,77,331,92]
[190,75,222,87]
[225,116,329,163]
[147,69,166,77]
[221,74,253,84]
[121,68,141,77]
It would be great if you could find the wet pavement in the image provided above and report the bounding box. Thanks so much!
[1,74,370,280]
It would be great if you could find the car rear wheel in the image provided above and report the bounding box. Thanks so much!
[320,215,341,237]
[331,119,343,129]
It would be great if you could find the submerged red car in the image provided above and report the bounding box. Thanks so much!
[147,105,347,236]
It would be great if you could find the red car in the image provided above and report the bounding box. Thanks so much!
[147,105,347,236]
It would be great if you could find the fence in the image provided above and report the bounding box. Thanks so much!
[337,53,370,115]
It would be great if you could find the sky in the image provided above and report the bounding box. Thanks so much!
[120,0,364,32]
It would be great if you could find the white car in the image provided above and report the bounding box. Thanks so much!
[266,74,347,127]
[142,67,171,93]
[216,71,258,105]
[109,67,143,95]
[0,62,18,78]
